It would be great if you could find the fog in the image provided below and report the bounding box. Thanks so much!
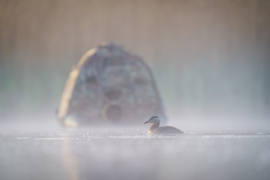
[0,0,270,180]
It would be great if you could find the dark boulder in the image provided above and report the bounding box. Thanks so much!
[57,43,166,127]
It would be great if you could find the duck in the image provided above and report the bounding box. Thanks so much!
[144,116,183,135]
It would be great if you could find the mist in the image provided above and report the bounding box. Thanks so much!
[0,1,270,180]
[0,0,269,129]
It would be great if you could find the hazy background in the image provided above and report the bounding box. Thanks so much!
[0,0,270,130]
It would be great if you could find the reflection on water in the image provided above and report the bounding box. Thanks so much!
[1,129,270,180]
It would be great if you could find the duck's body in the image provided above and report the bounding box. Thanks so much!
[144,116,183,135]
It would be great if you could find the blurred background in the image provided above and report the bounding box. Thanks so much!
[0,0,270,130]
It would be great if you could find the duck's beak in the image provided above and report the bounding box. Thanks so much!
[144,120,150,124]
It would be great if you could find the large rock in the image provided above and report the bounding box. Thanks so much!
[57,43,166,127]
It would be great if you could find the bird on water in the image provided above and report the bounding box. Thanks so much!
[144,116,183,135]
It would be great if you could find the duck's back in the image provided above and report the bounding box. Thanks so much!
[151,126,183,135]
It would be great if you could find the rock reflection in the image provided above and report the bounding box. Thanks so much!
[62,139,79,180]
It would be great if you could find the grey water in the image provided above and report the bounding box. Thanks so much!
[1,127,270,180]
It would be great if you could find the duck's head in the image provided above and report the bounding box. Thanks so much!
[144,116,160,124]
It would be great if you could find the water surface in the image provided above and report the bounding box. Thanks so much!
[1,128,270,180]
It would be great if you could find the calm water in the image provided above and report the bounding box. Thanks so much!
[1,127,270,180]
